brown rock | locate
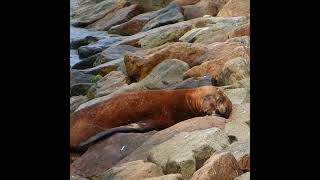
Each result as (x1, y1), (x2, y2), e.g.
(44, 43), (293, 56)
(92, 160), (164, 180)
(217, 0), (250, 17)
(110, 16), (213, 47)
(109, 3), (184, 35)
(228, 23), (250, 39)
(124, 42), (208, 80)
(219, 140), (250, 171)
(226, 36), (250, 47)
(71, 0), (127, 27)
(87, 4), (144, 31)
(183, 0), (229, 20)
(190, 152), (242, 180)
(145, 174), (183, 180)
(218, 57), (250, 86)
(70, 131), (156, 178)
(172, 0), (200, 6)
(118, 116), (231, 164)
(183, 42), (250, 80)
(166, 75), (215, 90)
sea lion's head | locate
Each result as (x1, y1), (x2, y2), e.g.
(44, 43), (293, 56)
(194, 86), (232, 118)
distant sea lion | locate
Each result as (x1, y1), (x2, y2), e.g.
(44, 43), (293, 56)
(70, 86), (232, 152)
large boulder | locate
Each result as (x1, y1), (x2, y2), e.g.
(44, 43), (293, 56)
(70, 83), (94, 96)
(217, 0), (250, 17)
(70, 131), (157, 178)
(183, 42), (250, 80)
(87, 71), (130, 99)
(183, 0), (229, 20)
(124, 42), (208, 80)
(92, 160), (164, 180)
(224, 121), (250, 142)
(118, 116), (230, 165)
(108, 3), (185, 35)
(78, 36), (124, 58)
(179, 16), (249, 44)
(87, 4), (144, 31)
(76, 59), (189, 110)
(217, 57), (250, 86)
(166, 75), (216, 89)
(78, 58), (124, 76)
(70, 69), (93, 87)
(147, 128), (230, 179)
(190, 152), (242, 180)
(221, 140), (250, 171)
(71, 0), (127, 27)
(94, 45), (140, 66)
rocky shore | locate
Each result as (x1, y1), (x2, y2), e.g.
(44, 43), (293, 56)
(70, 0), (250, 179)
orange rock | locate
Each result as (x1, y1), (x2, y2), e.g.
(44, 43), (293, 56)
(218, 0), (250, 17)
(190, 152), (242, 180)
(183, 0), (229, 20)
(183, 42), (250, 80)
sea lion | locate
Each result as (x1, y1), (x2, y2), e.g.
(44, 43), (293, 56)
(70, 86), (232, 152)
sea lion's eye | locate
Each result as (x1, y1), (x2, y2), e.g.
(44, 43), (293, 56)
(204, 95), (213, 101)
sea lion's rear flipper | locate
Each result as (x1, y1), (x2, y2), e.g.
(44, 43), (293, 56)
(78, 119), (157, 149)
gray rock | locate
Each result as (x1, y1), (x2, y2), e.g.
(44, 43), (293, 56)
(92, 160), (164, 180)
(70, 96), (88, 113)
(224, 121), (250, 142)
(235, 172), (250, 180)
(147, 128), (230, 179)
(70, 83), (94, 96)
(218, 57), (250, 86)
(94, 45), (140, 66)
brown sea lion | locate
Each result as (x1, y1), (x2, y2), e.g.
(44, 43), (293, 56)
(70, 86), (232, 152)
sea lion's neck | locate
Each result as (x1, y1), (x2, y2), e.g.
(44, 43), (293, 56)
(185, 90), (202, 115)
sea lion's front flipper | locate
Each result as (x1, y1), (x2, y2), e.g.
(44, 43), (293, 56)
(78, 119), (157, 149)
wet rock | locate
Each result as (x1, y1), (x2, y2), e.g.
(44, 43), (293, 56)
(70, 131), (156, 178)
(118, 116), (230, 165)
(217, 0), (250, 17)
(78, 58), (123, 76)
(71, 49), (81, 67)
(70, 96), (89, 113)
(147, 128), (230, 179)
(70, 83), (94, 96)
(76, 59), (189, 110)
(71, 54), (99, 70)
(94, 45), (140, 66)
(70, 69), (93, 87)
(78, 36), (124, 58)
(88, 4), (143, 31)
(92, 160), (164, 180)
(70, 26), (108, 49)
(190, 152), (242, 180)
